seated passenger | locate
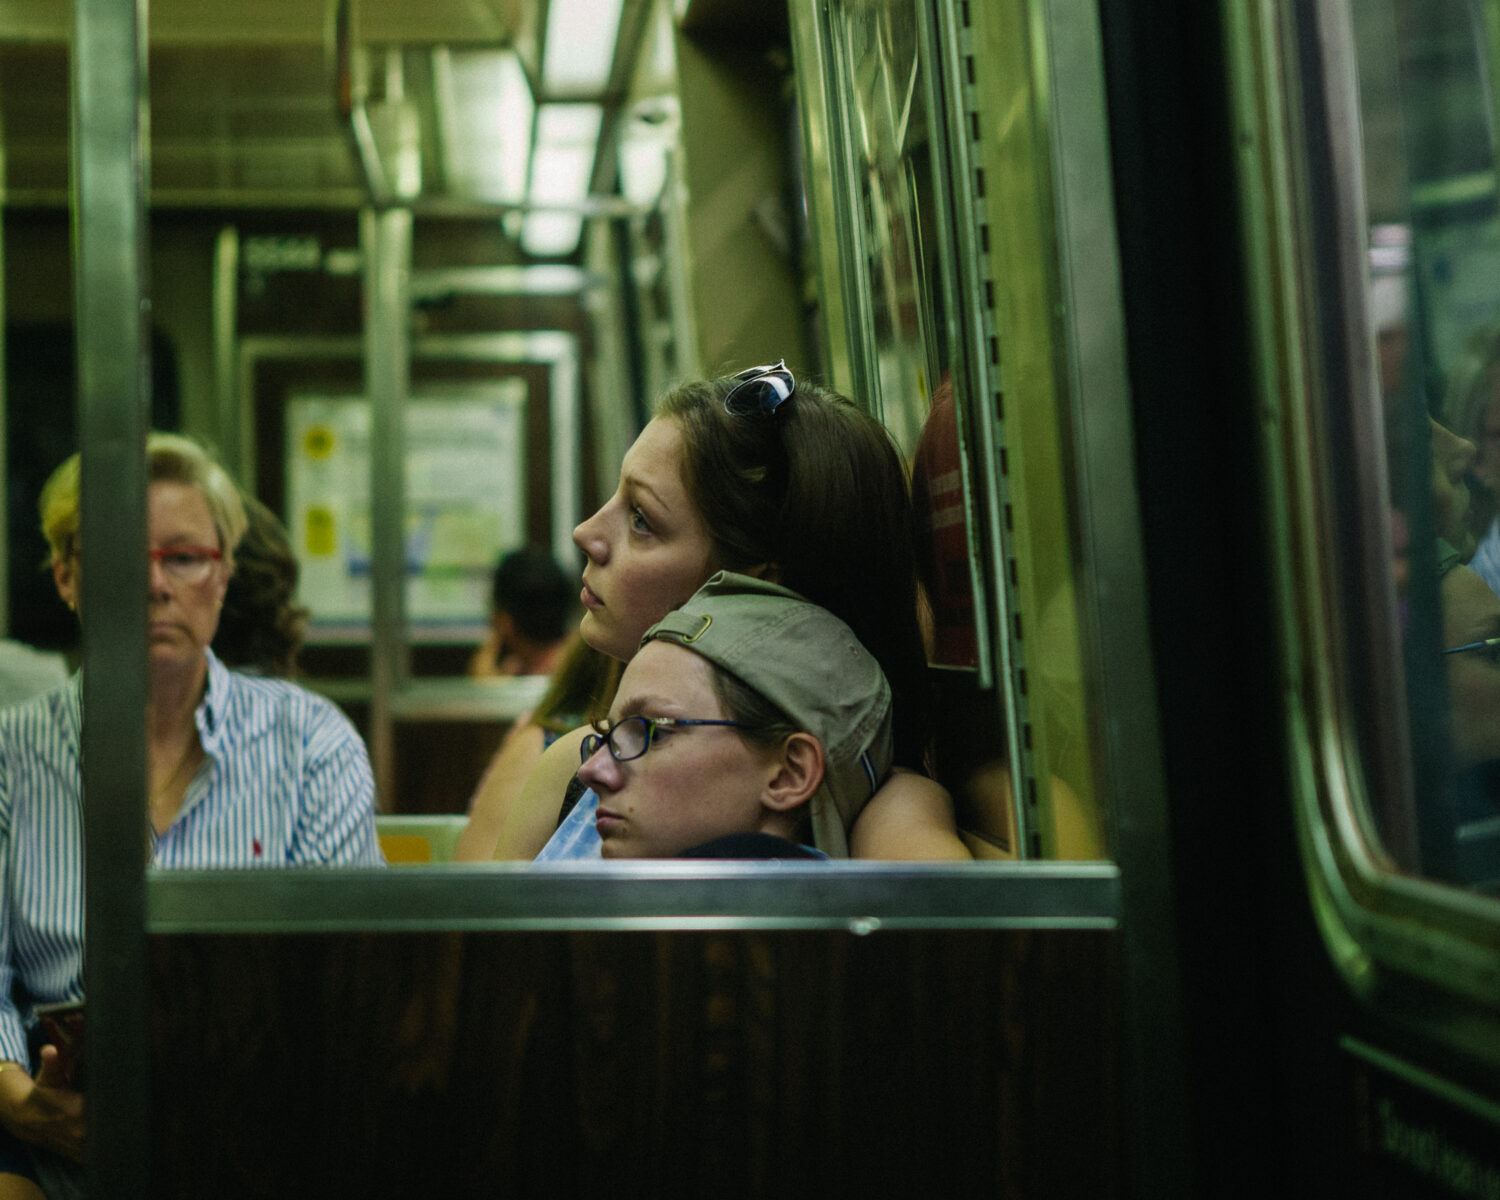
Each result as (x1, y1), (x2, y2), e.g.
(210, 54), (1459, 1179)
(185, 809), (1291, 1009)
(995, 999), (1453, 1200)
(467, 547), (576, 679)
(573, 572), (891, 859)
(0, 434), (382, 1197)
(482, 361), (968, 861)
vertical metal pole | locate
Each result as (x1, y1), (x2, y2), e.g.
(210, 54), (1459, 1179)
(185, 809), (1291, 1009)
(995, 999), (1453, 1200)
(363, 207), (411, 811)
(212, 226), (242, 479)
(73, 0), (150, 1193)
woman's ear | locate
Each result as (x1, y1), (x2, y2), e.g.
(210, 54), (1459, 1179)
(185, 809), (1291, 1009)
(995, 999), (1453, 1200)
(762, 732), (825, 812)
(52, 556), (78, 613)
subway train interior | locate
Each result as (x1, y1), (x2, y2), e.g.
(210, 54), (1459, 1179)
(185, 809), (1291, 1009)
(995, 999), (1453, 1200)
(1, 0), (1499, 1194)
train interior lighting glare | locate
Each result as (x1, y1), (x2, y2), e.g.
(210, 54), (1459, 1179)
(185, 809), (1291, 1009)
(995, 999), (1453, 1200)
(522, 103), (603, 256)
(541, 0), (627, 95)
(618, 98), (678, 206)
(438, 48), (535, 203)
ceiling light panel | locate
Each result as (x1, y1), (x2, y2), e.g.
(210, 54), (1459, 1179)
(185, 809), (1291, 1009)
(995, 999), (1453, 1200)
(521, 103), (602, 256)
(441, 48), (534, 202)
(540, 0), (626, 95)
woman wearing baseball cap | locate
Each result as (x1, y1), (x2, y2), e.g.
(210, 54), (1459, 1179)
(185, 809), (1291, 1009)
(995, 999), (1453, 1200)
(577, 573), (891, 859)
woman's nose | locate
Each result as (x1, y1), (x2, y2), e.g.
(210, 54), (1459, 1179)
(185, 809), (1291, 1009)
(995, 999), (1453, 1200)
(147, 556), (173, 593)
(573, 505), (609, 562)
(577, 743), (620, 792)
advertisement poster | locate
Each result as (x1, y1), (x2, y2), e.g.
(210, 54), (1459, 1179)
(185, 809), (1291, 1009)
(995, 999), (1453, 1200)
(285, 383), (527, 639)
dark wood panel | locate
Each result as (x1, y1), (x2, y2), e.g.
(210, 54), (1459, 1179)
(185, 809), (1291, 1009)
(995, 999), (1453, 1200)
(148, 929), (1120, 1198)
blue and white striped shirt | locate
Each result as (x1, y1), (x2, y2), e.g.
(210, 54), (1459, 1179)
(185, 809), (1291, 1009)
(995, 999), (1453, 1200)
(0, 649), (383, 1063)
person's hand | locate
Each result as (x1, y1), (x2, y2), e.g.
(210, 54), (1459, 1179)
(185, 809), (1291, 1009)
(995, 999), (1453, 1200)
(0, 1046), (85, 1162)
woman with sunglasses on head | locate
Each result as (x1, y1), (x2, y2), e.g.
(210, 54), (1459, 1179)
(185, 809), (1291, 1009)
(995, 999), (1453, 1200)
(467, 360), (970, 862)
(0, 433), (382, 1199)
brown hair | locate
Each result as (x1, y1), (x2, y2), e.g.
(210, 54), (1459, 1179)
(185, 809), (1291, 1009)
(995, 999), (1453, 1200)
(656, 374), (930, 767)
(531, 634), (621, 736)
(212, 494), (308, 677)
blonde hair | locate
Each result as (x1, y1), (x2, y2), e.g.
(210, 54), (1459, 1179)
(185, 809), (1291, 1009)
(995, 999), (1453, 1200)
(39, 432), (248, 568)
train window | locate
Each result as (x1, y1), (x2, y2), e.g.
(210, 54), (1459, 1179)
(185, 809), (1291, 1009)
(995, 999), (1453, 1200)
(1238, 0), (1500, 988)
(1349, 0), (1500, 894)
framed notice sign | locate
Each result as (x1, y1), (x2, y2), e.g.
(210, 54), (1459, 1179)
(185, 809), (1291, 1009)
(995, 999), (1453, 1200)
(285, 381), (527, 639)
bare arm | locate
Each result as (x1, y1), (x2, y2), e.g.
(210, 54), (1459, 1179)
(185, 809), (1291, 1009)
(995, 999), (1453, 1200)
(453, 720), (547, 862)
(848, 768), (973, 861)
(488, 725), (592, 861)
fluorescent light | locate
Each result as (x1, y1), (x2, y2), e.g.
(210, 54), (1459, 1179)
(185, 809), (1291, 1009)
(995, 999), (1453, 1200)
(522, 213), (587, 256)
(541, 0), (626, 95)
(535, 103), (604, 146)
(522, 103), (602, 257)
(441, 49), (535, 203)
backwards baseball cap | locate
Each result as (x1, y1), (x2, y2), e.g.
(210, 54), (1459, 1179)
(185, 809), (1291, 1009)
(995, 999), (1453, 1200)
(641, 571), (892, 857)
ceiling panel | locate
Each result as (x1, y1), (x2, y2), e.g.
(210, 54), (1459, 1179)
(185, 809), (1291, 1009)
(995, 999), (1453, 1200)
(0, 0), (528, 45)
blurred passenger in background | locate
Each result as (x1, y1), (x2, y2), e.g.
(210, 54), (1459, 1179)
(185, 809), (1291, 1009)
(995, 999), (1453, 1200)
(1430, 416), (1479, 569)
(0, 640), (67, 713)
(467, 547), (576, 680)
(1443, 321), (1500, 594)
(212, 493), (308, 678)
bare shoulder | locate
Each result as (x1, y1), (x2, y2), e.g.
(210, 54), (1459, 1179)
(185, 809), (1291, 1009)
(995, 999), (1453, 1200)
(490, 725), (591, 860)
(849, 768), (973, 861)
(453, 720), (547, 862)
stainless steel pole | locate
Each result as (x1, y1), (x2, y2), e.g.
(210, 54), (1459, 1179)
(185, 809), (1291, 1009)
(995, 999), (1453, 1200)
(73, 0), (151, 1192)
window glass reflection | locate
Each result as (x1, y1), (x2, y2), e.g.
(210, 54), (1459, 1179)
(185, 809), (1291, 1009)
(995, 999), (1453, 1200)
(1354, 0), (1500, 890)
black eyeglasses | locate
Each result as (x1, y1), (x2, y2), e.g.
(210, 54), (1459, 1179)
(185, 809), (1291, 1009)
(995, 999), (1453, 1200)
(723, 359), (795, 416)
(580, 715), (747, 764)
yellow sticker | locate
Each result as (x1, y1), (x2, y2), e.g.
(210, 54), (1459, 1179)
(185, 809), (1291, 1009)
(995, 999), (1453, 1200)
(304, 507), (336, 556)
(303, 425), (335, 459)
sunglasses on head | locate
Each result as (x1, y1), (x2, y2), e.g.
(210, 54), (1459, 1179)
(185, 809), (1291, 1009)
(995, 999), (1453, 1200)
(723, 359), (795, 416)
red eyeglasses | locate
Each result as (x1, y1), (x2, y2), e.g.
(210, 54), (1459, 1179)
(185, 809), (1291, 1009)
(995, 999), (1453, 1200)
(148, 545), (222, 584)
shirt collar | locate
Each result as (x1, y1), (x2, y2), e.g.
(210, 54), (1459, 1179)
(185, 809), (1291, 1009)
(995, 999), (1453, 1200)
(197, 647), (231, 750)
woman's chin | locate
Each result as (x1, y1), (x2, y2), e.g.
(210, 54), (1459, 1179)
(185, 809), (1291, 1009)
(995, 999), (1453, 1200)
(578, 613), (631, 663)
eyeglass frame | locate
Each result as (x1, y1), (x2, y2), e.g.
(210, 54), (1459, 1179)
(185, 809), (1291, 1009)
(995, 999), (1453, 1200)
(723, 359), (795, 416)
(579, 714), (748, 765)
(147, 544), (224, 584)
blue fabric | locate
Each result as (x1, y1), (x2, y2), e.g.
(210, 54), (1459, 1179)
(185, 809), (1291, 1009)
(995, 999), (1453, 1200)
(0, 649), (383, 1064)
(534, 787), (603, 861)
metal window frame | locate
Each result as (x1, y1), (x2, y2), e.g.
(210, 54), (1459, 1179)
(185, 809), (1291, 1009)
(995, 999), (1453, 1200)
(146, 862), (1122, 934)
(1227, 0), (1500, 1048)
